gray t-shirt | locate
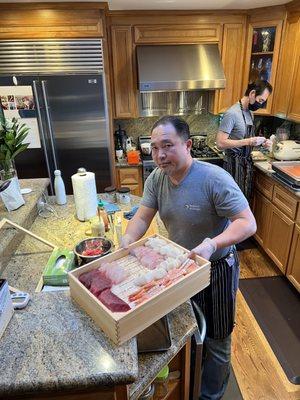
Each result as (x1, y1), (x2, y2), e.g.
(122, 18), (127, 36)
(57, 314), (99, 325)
(140, 160), (249, 261)
(219, 102), (253, 140)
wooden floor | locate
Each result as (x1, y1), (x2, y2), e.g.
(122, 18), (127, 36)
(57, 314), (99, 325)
(232, 242), (300, 400)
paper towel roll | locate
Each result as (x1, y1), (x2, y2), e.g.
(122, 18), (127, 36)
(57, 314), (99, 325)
(71, 168), (98, 221)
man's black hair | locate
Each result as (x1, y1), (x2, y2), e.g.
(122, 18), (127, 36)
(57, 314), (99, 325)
(245, 80), (273, 96)
(151, 116), (190, 141)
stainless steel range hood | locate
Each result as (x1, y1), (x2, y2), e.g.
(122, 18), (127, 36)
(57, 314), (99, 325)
(137, 44), (226, 92)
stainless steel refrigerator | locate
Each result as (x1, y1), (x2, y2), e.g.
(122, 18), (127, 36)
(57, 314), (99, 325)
(0, 39), (113, 194)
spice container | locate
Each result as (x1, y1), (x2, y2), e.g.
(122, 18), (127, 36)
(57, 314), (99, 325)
(139, 384), (155, 399)
(154, 365), (169, 398)
(117, 187), (131, 210)
(104, 186), (117, 203)
(98, 200), (109, 232)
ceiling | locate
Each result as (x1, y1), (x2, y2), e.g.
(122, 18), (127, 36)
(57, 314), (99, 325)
(0, 0), (290, 10)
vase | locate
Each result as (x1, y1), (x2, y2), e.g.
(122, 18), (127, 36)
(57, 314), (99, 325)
(0, 159), (18, 182)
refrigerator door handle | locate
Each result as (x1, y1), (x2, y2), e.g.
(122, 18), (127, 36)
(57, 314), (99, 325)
(32, 80), (54, 195)
(41, 80), (58, 171)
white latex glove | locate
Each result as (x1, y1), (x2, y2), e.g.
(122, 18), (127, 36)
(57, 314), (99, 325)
(262, 139), (272, 149)
(119, 233), (135, 249)
(188, 238), (217, 261)
(249, 136), (267, 146)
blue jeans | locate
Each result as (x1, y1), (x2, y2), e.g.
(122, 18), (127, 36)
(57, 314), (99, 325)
(200, 335), (232, 400)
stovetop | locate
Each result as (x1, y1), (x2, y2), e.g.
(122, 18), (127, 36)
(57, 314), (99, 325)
(191, 147), (221, 159)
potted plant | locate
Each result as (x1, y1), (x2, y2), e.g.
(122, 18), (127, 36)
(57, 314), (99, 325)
(0, 117), (30, 181)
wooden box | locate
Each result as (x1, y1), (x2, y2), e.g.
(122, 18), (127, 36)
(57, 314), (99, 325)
(68, 234), (210, 345)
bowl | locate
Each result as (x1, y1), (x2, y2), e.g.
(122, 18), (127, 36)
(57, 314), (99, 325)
(74, 237), (113, 264)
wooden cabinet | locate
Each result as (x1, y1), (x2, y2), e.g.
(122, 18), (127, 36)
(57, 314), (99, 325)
(287, 224), (300, 292)
(0, 4), (104, 39)
(272, 16), (300, 118)
(264, 204), (294, 274)
(272, 184), (298, 220)
(253, 168), (300, 289)
(110, 26), (137, 118)
(254, 171), (274, 200)
(116, 166), (143, 196)
(134, 24), (221, 43)
(252, 189), (271, 247)
(287, 22), (300, 122)
(214, 23), (246, 113)
(272, 1), (300, 122)
(243, 20), (283, 115)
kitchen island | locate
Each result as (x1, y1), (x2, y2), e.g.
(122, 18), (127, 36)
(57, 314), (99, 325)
(0, 192), (197, 400)
(0, 178), (49, 275)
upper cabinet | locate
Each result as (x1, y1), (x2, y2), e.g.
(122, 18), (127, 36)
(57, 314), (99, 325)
(213, 22), (246, 113)
(273, 4), (300, 122)
(110, 26), (138, 118)
(243, 19), (283, 115)
(134, 24), (221, 43)
(0, 4), (105, 39)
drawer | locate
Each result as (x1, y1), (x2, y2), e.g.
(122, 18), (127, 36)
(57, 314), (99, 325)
(273, 184), (298, 220)
(254, 172), (274, 200)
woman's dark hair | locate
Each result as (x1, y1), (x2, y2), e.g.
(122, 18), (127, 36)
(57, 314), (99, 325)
(245, 80), (273, 96)
(151, 116), (190, 141)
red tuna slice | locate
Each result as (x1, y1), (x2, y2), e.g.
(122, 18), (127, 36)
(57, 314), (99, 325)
(79, 269), (102, 289)
(90, 274), (112, 297)
(99, 289), (131, 312)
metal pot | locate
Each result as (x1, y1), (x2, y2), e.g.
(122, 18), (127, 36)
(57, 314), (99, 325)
(74, 237), (113, 264)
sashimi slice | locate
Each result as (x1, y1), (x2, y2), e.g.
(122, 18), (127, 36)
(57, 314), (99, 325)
(98, 289), (131, 312)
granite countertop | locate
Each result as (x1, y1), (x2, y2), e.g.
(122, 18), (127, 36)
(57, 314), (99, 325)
(0, 178), (49, 275)
(0, 194), (197, 398)
(254, 161), (300, 198)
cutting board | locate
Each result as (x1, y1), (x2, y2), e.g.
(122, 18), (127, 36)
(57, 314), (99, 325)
(113, 211), (158, 246)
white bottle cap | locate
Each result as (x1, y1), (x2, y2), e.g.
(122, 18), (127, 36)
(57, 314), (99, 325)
(54, 170), (61, 176)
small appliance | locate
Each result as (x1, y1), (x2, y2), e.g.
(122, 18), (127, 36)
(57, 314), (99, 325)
(273, 140), (300, 161)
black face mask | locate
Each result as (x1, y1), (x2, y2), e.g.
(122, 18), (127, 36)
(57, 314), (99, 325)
(249, 101), (266, 111)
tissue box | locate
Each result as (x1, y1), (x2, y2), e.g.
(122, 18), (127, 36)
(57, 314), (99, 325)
(0, 279), (14, 339)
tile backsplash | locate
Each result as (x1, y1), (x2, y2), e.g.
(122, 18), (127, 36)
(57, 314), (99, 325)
(114, 113), (220, 147)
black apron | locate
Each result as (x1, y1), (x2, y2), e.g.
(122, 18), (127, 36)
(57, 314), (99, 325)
(224, 101), (255, 201)
(192, 249), (240, 339)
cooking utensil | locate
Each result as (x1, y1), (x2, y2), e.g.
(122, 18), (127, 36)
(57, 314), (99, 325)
(74, 237), (113, 264)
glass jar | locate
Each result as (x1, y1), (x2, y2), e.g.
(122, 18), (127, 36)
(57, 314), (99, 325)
(117, 187), (131, 209)
(139, 384), (155, 400)
(154, 365), (169, 398)
(104, 186), (117, 203)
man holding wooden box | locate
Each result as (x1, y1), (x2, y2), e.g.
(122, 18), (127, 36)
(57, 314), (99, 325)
(121, 116), (256, 400)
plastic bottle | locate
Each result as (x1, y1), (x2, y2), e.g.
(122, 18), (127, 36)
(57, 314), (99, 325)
(98, 200), (109, 232)
(54, 170), (67, 205)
